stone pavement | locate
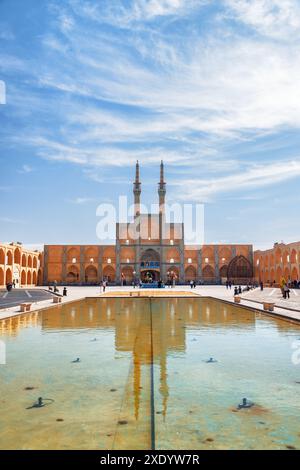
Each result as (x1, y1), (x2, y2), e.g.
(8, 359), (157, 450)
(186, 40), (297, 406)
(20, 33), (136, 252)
(0, 285), (299, 323)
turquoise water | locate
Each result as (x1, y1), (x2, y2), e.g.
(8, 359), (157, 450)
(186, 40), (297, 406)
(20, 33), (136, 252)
(0, 297), (300, 450)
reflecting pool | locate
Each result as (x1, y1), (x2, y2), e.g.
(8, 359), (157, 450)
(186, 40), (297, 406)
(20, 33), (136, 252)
(0, 298), (299, 450)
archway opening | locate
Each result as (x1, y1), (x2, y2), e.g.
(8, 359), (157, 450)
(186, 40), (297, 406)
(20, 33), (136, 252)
(85, 265), (98, 284)
(0, 249), (5, 265)
(227, 256), (253, 283)
(202, 265), (215, 284)
(22, 254), (26, 267)
(185, 265), (196, 282)
(14, 248), (21, 264)
(7, 251), (13, 266)
(121, 266), (134, 284)
(5, 268), (12, 285)
(219, 265), (228, 279)
(0, 267), (4, 286)
(141, 269), (160, 282)
(66, 265), (80, 284)
(103, 265), (116, 282)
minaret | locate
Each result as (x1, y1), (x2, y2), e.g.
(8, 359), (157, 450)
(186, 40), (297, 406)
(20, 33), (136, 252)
(158, 160), (166, 208)
(158, 160), (166, 241)
(133, 160), (141, 218)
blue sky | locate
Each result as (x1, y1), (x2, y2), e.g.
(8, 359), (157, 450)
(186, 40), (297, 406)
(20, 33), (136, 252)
(1, 0), (300, 249)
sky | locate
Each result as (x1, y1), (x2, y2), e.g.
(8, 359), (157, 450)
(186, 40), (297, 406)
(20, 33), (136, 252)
(1, 0), (300, 250)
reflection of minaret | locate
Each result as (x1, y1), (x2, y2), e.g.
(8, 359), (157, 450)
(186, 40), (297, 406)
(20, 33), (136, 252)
(133, 350), (141, 420)
(133, 160), (141, 218)
(159, 352), (169, 420)
(158, 160), (166, 241)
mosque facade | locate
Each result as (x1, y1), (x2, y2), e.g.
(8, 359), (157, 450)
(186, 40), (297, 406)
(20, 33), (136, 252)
(43, 162), (254, 286)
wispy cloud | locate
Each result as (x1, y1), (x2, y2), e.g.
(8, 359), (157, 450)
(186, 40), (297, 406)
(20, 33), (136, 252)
(175, 159), (300, 201)
(66, 197), (95, 205)
(0, 216), (25, 224)
(2, 0), (300, 210)
(17, 164), (34, 174)
(225, 0), (300, 40)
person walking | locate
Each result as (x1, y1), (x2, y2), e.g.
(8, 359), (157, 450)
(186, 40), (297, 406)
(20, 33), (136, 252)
(102, 279), (107, 293)
(260, 281), (263, 291)
(283, 284), (290, 299)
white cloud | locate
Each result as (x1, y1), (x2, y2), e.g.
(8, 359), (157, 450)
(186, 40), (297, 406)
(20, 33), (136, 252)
(175, 159), (300, 201)
(66, 197), (94, 204)
(18, 164), (34, 174)
(225, 0), (300, 40)
(69, 0), (207, 26)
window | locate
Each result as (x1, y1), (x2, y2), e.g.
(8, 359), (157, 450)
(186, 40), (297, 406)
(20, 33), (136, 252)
(72, 258), (76, 263)
(107, 258), (111, 264)
(205, 257), (209, 264)
(126, 240), (129, 245)
(256, 259), (259, 266)
(170, 240), (174, 245)
(170, 258), (174, 263)
(222, 257), (226, 262)
(188, 258), (192, 264)
(126, 258), (130, 263)
(90, 258), (94, 263)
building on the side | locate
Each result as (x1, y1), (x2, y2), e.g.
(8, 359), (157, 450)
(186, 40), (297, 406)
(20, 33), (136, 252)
(254, 241), (300, 285)
(43, 162), (254, 286)
(0, 242), (42, 287)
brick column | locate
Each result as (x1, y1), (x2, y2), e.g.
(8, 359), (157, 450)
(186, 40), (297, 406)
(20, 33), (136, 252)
(80, 246), (85, 284)
(214, 246), (220, 284)
(116, 225), (121, 285)
(43, 245), (49, 285)
(98, 246), (103, 283)
(62, 246), (67, 283)
(197, 248), (202, 281)
(179, 241), (185, 284)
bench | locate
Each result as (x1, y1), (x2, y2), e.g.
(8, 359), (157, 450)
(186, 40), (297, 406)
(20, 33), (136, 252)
(234, 296), (241, 303)
(53, 296), (62, 304)
(129, 292), (141, 297)
(20, 303), (32, 313)
(263, 302), (275, 312)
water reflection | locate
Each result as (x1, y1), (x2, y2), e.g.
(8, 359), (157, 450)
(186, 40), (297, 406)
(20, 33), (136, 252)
(1, 297), (298, 430)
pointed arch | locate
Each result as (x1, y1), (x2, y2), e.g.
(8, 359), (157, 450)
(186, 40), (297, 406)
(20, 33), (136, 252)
(185, 265), (196, 282)
(14, 247), (21, 264)
(103, 265), (115, 282)
(227, 255), (253, 282)
(85, 265), (98, 284)
(0, 248), (5, 265)
(66, 265), (79, 284)
(202, 265), (215, 283)
(219, 265), (228, 279)
(121, 266), (134, 283)
(5, 268), (12, 284)
(21, 270), (26, 285)
(7, 251), (13, 265)
(0, 267), (4, 286)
